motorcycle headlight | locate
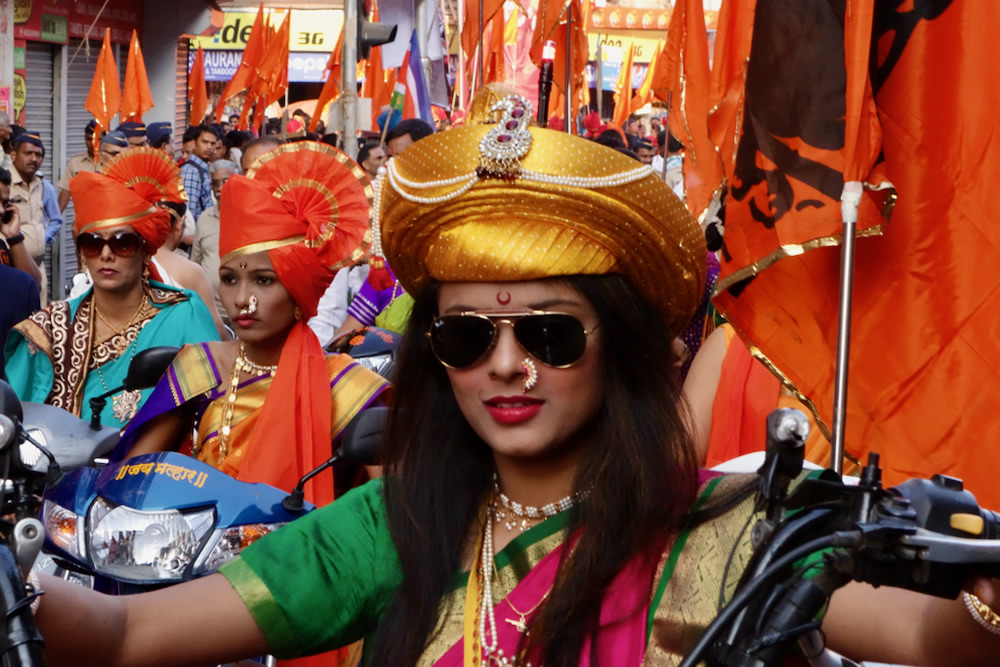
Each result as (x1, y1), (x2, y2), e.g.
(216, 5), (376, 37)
(88, 497), (215, 582)
(43, 499), (84, 559)
(196, 523), (285, 574)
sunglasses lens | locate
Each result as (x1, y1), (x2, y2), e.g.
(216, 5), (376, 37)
(109, 233), (142, 256)
(77, 233), (104, 258)
(514, 314), (588, 367)
(429, 316), (496, 368)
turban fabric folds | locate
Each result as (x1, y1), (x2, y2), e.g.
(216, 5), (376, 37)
(69, 171), (172, 256)
(218, 141), (373, 505)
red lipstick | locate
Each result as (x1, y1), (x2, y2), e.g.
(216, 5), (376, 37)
(233, 315), (257, 328)
(483, 396), (544, 425)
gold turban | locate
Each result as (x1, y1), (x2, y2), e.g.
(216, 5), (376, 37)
(377, 94), (706, 337)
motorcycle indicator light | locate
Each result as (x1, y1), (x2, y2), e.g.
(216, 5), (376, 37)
(42, 499), (83, 559)
(87, 497), (216, 582)
(197, 523), (286, 574)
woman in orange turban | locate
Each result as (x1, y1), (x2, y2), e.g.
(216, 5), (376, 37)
(114, 141), (389, 512)
(4, 163), (220, 428)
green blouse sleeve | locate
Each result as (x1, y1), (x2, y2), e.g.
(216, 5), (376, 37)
(219, 479), (402, 658)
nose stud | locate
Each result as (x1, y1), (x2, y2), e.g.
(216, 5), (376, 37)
(240, 294), (258, 315)
(521, 358), (537, 393)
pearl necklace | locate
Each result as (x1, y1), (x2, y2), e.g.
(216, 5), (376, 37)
(492, 473), (586, 532)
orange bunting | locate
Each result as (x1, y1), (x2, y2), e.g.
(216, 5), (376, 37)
(84, 29), (121, 154)
(188, 46), (208, 126)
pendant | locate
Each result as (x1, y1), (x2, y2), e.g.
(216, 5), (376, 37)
(113, 335), (127, 357)
(504, 616), (528, 634)
(112, 389), (142, 423)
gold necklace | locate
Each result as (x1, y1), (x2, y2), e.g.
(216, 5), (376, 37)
(214, 344), (276, 463)
(89, 297), (145, 423)
(492, 554), (552, 635)
(94, 296), (148, 357)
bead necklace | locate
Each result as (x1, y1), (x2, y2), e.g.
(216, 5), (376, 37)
(492, 473), (586, 532)
(214, 343), (276, 463)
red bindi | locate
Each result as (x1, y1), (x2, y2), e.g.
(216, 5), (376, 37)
(496, 291), (511, 305)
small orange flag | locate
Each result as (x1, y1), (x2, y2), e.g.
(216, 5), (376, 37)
(188, 45), (208, 126)
(310, 28), (344, 133)
(216, 3), (267, 124)
(611, 42), (636, 131)
(631, 40), (663, 113)
(121, 30), (153, 123)
(258, 13), (290, 108)
(85, 29), (121, 154)
(531, 0), (588, 104)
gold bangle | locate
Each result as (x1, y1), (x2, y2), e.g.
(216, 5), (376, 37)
(963, 592), (1000, 636)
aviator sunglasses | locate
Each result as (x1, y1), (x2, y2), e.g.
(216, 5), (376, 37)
(427, 311), (600, 369)
(77, 232), (145, 258)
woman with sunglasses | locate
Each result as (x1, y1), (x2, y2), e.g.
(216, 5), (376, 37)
(2, 167), (220, 429)
(111, 142), (389, 512)
(34, 95), (1000, 666)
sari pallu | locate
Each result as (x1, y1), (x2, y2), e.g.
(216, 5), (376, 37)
(3, 282), (220, 429)
(114, 342), (390, 495)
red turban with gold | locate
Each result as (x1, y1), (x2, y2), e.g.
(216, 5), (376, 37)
(69, 171), (173, 255)
(218, 142), (373, 505)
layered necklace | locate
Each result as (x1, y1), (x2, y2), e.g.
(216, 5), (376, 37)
(477, 477), (587, 666)
(215, 343), (277, 464)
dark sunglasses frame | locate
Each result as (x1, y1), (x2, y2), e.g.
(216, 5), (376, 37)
(76, 231), (146, 258)
(426, 310), (600, 370)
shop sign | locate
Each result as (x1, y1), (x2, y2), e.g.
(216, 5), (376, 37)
(588, 34), (660, 63)
(191, 10), (344, 53)
(14, 0), (70, 44)
(189, 50), (331, 84)
(68, 1), (142, 45)
(12, 39), (27, 125)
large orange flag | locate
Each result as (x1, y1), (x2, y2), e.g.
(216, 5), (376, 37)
(610, 42), (635, 132)
(310, 28), (344, 133)
(659, 0), (722, 220)
(216, 3), (267, 124)
(712, 1), (1000, 507)
(462, 0), (504, 65)
(188, 46), (208, 126)
(84, 29), (121, 154)
(121, 30), (153, 123)
(706, 0), (755, 186)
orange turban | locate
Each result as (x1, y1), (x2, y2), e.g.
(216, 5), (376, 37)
(69, 170), (172, 255)
(218, 141), (373, 506)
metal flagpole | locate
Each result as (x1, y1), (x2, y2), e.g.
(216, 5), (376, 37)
(830, 182), (863, 475)
(661, 91), (671, 180)
(564, 2), (572, 132)
(477, 0), (484, 92)
(342, 0), (359, 159)
(596, 38), (603, 120)
(458, 0), (466, 109)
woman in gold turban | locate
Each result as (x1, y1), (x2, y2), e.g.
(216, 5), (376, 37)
(3, 156), (219, 428)
(35, 96), (1000, 666)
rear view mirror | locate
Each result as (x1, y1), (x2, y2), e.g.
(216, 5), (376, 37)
(123, 347), (181, 392)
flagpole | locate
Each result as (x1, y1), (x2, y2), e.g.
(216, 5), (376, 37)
(343, 0), (359, 158)
(458, 0), (466, 110)
(596, 38), (603, 120)
(477, 0), (484, 92)
(831, 182), (862, 475)
(564, 2), (572, 132)
(661, 91), (671, 181)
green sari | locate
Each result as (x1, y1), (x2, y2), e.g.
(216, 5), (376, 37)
(3, 281), (220, 429)
(220, 473), (758, 665)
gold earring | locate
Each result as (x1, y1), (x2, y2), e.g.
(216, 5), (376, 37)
(294, 306), (302, 321)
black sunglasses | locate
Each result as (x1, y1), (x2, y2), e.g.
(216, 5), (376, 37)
(77, 232), (145, 258)
(427, 311), (599, 369)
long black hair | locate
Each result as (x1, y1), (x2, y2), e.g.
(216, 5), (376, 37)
(370, 273), (700, 666)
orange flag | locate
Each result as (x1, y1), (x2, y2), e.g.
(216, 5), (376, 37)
(216, 3), (267, 124)
(84, 29), (121, 154)
(611, 42), (636, 131)
(188, 45), (208, 126)
(709, 0), (1000, 509)
(531, 0), (588, 104)
(238, 13), (275, 131)
(631, 40), (663, 112)
(310, 28), (344, 133)
(706, 0), (755, 185)
(121, 30), (153, 123)
(483, 11), (506, 85)
(462, 0), (504, 63)
(259, 13), (290, 107)
(660, 0), (721, 219)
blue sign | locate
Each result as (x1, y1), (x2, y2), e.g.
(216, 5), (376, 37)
(189, 51), (329, 83)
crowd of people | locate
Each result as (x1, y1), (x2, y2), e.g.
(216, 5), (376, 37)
(0, 85), (997, 667)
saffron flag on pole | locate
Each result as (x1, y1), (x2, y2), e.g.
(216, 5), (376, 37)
(610, 41), (635, 132)
(310, 28), (343, 133)
(712, 0), (1000, 506)
(121, 30), (153, 123)
(630, 40), (662, 113)
(84, 29), (121, 155)
(216, 3), (267, 124)
(188, 45), (208, 126)
(530, 0), (588, 107)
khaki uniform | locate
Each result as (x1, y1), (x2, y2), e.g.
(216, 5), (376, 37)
(10, 168), (47, 305)
(58, 152), (98, 191)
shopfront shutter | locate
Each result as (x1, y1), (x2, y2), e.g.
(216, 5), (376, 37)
(176, 38), (190, 150)
(23, 42), (57, 299)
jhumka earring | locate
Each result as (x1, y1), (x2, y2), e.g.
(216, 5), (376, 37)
(521, 358), (538, 393)
(241, 294), (258, 315)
